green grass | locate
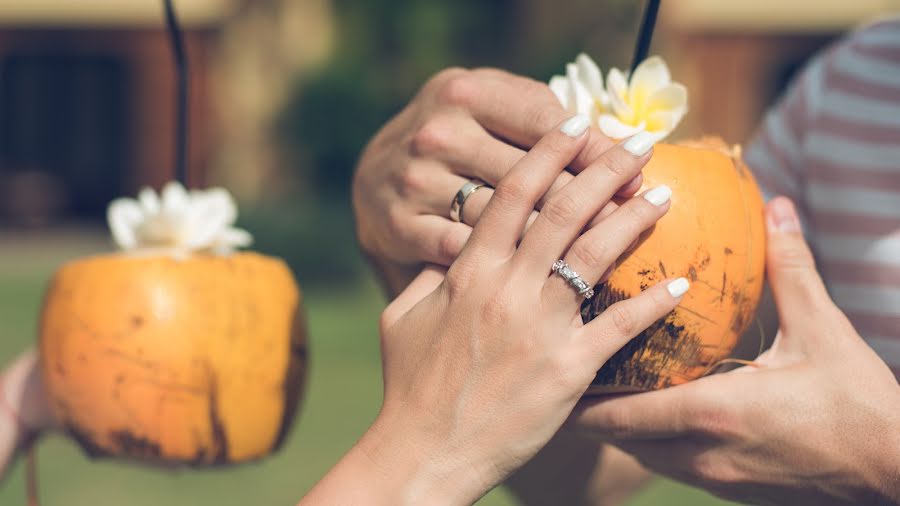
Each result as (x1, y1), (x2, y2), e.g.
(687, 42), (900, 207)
(0, 258), (736, 505)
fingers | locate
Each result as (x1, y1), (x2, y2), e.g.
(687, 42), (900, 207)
(398, 159), (470, 215)
(402, 215), (472, 266)
(464, 114), (591, 257)
(576, 277), (689, 370)
(765, 197), (832, 327)
(453, 69), (619, 173)
(568, 372), (737, 441)
(543, 187), (671, 308)
(515, 133), (656, 270)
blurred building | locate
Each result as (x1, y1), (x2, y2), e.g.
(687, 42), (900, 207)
(0, 0), (334, 226)
(658, 0), (900, 144)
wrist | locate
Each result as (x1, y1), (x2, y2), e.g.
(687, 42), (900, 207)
(862, 405), (900, 503)
(352, 409), (497, 504)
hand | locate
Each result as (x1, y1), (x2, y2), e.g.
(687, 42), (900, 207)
(571, 198), (900, 506)
(352, 67), (641, 294)
(1, 348), (57, 479)
(303, 116), (686, 504)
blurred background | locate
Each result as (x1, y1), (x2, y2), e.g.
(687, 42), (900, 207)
(0, 0), (896, 504)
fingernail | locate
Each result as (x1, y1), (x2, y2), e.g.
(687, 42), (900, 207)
(642, 185), (672, 206)
(768, 198), (802, 233)
(560, 114), (591, 137)
(623, 131), (656, 156)
(667, 277), (690, 298)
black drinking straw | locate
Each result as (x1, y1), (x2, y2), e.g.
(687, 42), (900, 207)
(164, 0), (189, 186)
(630, 0), (662, 75)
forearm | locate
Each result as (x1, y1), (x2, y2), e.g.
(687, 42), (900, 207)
(860, 403), (900, 505)
(300, 413), (494, 505)
(506, 432), (651, 506)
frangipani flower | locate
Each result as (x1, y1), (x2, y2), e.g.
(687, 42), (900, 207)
(549, 54), (687, 142)
(107, 181), (252, 256)
(549, 53), (608, 123)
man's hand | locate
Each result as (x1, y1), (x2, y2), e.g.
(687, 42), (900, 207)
(571, 197), (900, 506)
(352, 67), (640, 296)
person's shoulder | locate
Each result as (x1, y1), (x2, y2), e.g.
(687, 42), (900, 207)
(841, 15), (900, 53)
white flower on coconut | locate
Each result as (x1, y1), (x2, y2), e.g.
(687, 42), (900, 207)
(107, 181), (252, 257)
(549, 54), (688, 143)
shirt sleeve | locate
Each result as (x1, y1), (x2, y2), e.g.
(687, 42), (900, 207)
(742, 54), (826, 204)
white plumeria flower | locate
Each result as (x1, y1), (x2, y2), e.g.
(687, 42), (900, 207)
(549, 54), (687, 143)
(549, 53), (608, 124)
(107, 181), (252, 257)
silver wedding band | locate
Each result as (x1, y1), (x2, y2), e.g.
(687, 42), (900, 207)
(552, 260), (595, 300)
(450, 179), (489, 223)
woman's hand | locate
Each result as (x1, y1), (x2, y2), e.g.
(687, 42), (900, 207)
(304, 116), (688, 504)
(352, 68), (640, 295)
(0, 348), (57, 479)
(571, 198), (900, 506)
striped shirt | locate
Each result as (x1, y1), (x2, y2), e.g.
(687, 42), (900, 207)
(743, 17), (900, 376)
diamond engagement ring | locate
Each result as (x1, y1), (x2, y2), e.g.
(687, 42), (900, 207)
(450, 179), (488, 223)
(552, 260), (595, 300)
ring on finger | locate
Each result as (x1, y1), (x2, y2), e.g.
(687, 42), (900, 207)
(551, 259), (595, 300)
(450, 179), (490, 223)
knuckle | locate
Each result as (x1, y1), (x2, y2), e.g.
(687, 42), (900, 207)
(432, 67), (469, 85)
(602, 405), (638, 438)
(771, 242), (814, 272)
(549, 354), (586, 393)
(570, 239), (608, 271)
(691, 454), (742, 486)
(492, 180), (531, 206)
(438, 73), (479, 107)
(398, 165), (428, 197)
(481, 289), (514, 324)
(445, 256), (477, 296)
(436, 227), (466, 264)
(608, 303), (636, 336)
(604, 150), (641, 179)
(411, 117), (456, 156)
(527, 104), (564, 134)
(542, 192), (581, 228)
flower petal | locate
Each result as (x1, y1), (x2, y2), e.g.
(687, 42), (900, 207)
(648, 83), (687, 111)
(549, 75), (571, 110)
(606, 68), (634, 121)
(575, 53), (604, 98)
(161, 181), (190, 218)
(646, 106), (687, 135)
(137, 187), (160, 215)
(598, 114), (645, 140)
(630, 56), (671, 95)
(566, 63), (595, 116)
(212, 227), (253, 255)
(107, 199), (144, 250)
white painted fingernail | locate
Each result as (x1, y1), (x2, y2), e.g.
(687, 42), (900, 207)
(643, 185), (672, 206)
(560, 114), (591, 137)
(622, 131), (656, 156)
(667, 277), (690, 298)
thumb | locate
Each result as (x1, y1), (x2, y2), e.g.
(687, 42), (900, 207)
(765, 197), (831, 329)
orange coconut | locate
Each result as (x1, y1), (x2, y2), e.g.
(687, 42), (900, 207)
(582, 137), (766, 393)
(39, 251), (306, 465)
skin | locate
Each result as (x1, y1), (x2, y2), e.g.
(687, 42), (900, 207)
(352, 67), (659, 504)
(572, 198), (900, 506)
(353, 67), (641, 297)
(352, 65), (900, 504)
(303, 117), (686, 504)
(0, 349), (55, 480)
